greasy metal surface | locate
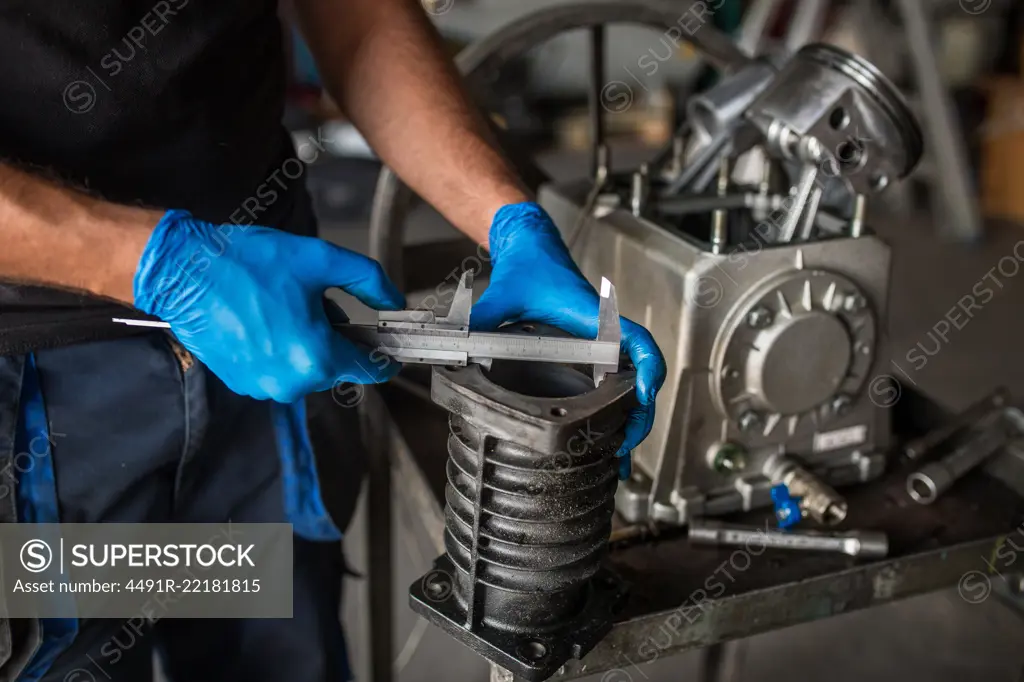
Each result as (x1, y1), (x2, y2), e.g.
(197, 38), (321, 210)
(557, 469), (1023, 681)
(383, 383), (1024, 681)
(410, 343), (637, 681)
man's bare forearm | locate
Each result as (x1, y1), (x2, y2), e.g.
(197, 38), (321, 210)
(294, 0), (530, 246)
(0, 163), (160, 304)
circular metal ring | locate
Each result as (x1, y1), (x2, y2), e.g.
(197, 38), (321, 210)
(710, 268), (876, 439)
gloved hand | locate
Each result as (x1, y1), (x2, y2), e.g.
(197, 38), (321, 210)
(133, 210), (404, 402)
(472, 202), (666, 479)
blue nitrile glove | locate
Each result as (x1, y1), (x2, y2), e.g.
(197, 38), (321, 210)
(133, 210), (404, 403)
(472, 202), (667, 480)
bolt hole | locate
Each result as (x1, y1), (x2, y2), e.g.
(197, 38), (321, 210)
(837, 139), (866, 171)
(381, 322), (388, 327)
(551, 407), (567, 417)
(522, 324), (536, 333)
(829, 107), (850, 131)
(518, 640), (548, 662)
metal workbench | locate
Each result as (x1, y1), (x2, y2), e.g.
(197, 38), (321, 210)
(364, 377), (1024, 682)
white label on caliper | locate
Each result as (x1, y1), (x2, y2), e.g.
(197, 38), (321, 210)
(813, 424), (867, 453)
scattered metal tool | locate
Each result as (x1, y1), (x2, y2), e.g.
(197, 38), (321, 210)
(688, 520), (888, 558)
(902, 387), (1009, 461)
(114, 272), (623, 386)
(906, 406), (1023, 505)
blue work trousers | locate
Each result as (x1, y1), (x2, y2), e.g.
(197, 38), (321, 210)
(0, 332), (352, 681)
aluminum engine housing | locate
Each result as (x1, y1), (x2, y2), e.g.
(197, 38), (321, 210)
(541, 182), (892, 524)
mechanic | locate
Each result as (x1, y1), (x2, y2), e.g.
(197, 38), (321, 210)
(0, 1), (666, 680)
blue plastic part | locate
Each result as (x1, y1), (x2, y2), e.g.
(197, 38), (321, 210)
(771, 483), (803, 529)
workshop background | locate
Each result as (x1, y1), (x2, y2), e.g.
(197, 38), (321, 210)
(281, 1), (1024, 681)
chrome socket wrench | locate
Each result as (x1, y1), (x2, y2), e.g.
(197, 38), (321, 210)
(902, 387), (1008, 461)
(906, 407), (1022, 505)
(688, 520), (888, 558)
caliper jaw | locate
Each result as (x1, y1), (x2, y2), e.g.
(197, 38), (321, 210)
(376, 271), (474, 366)
(593, 277), (621, 387)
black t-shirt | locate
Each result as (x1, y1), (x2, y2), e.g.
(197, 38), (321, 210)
(0, 0), (312, 353)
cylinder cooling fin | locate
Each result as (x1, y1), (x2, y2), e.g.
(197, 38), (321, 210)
(410, 338), (636, 681)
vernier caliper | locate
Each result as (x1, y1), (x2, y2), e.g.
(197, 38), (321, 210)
(113, 272), (623, 386)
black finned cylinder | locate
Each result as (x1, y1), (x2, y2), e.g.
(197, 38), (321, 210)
(410, 355), (635, 681)
(445, 411), (618, 632)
